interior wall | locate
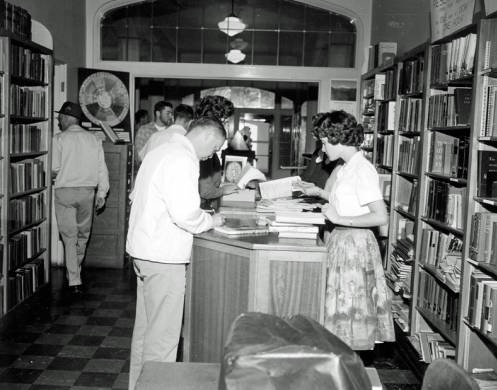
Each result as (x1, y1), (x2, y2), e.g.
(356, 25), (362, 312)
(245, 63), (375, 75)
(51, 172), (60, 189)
(371, 0), (431, 55)
(14, 0), (86, 103)
(371, 0), (484, 57)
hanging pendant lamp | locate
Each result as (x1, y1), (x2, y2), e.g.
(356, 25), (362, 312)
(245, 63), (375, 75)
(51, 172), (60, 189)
(218, 0), (246, 37)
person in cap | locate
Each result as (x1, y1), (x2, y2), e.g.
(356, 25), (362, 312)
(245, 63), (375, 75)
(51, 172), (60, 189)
(52, 101), (110, 295)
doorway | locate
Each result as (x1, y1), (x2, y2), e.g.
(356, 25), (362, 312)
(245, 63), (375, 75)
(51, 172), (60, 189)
(134, 78), (318, 179)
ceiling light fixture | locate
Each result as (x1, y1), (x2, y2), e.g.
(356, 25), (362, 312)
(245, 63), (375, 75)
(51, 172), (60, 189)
(225, 49), (246, 64)
(218, 0), (246, 37)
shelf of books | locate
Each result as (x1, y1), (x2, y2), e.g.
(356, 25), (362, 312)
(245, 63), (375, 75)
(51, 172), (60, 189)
(384, 44), (428, 347)
(459, 16), (497, 372)
(411, 24), (477, 367)
(0, 33), (53, 318)
(360, 58), (397, 268)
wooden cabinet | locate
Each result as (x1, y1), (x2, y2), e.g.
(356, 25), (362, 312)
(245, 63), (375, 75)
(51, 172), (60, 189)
(85, 142), (131, 269)
(183, 232), (327, 363)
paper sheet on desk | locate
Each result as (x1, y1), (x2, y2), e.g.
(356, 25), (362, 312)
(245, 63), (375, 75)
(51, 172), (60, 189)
(259, 176), (301, 199)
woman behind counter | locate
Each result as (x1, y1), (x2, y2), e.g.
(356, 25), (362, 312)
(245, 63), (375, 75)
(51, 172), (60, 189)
(297, 110), (395, 351)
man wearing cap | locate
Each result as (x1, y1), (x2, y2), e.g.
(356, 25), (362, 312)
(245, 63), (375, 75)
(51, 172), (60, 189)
(52, 101), (110, 295)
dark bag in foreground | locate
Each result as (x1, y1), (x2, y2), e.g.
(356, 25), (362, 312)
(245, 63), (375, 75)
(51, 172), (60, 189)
(219, 313), (371, 390)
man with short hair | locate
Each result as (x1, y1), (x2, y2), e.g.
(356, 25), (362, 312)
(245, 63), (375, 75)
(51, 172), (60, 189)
(138, 103), (194, 160)
(52, 101), (109, 295)
(126, 117), (226, 390)
(134, 101), (173, 165)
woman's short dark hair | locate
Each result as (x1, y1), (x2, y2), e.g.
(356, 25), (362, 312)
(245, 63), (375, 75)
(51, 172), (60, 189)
(195, 95), (234, 122)
(312, 110), (364, 147)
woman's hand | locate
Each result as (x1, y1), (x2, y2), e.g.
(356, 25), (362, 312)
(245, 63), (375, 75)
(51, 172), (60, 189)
(221, 183), (239, 195)
(294, 181), (323, 197)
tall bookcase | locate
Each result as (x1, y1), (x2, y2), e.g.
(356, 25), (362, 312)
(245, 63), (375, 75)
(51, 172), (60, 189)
(361, 21), (490, 375)
(360, 60), (397, 262)
(0, 33), (53, 318)
(384, 43), (428, 343)
(458, 16), (497, 372)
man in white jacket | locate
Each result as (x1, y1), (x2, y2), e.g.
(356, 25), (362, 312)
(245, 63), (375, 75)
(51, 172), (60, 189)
(126, 117), (225, 389)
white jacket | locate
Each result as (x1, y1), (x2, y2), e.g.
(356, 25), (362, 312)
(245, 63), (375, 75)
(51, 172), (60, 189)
(126, 133), (213, 263)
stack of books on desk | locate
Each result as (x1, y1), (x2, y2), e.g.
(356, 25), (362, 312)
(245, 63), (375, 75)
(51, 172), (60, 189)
(256, 198), (324, 213)
(269, 211), (325, 240)
(214, 218), (269, 236)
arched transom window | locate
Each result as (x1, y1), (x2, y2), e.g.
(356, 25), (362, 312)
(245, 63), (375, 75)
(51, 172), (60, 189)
(101, 0), (356, 67)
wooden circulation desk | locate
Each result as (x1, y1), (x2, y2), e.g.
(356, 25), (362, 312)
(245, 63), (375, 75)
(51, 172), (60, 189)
(183, 212), (328, 363)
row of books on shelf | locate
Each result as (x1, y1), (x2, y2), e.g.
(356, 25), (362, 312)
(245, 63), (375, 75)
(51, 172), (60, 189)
(362, 115), (375, 133)
(10, 85), (46, 118)
(419, 229), (463, 269)
(471, 369), (497, 390)
(376, 135), (394, 167)
(396, 177), (418, 215)
(467, 271), (497, 339)
(398, 97), (423, 133)
(425, 180), (465, 229)
(9, 124), (43, 154)
(377, 101), (395, 131)
(10, 44), (49, 83)
(10, 159), (45, 194)
(8, 225), (45, 271)
(416, 331), (455, 363)
(362, 133), (374, 149)
(361, 97), (375, 116)
(8, 192), (45, 230)
(6, 259), (44, 310)
(418, 270), (459, 331)
(478, 150), (497, 198)
(427, 88), (472, 128)
(481, 76), (497, 137)
(430, 33), (477, 85)
(367, 42), (397, 70)
(362, 78), (374, 98)
(482, 20), (497, 70)
(398, 56), (425, 95)
(377, 69), (397, 101)
(391, 301), (410, 332)
(0, 1), (32, 43)
(429, 132), (469, 179)
(386, 237), (414, 298)
(398, 138), (420, 175)
(469, 212), (497, 264)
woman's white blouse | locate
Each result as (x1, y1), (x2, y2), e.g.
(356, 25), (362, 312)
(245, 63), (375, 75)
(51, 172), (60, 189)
(329, 152), (383, 217)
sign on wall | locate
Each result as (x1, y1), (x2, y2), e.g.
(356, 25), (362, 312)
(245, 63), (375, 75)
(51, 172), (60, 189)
(430, 0), (475, 42)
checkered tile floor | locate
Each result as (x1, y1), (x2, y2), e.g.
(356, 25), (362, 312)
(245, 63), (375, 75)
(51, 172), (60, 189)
(0, 265), (420, 390)
(0, 267), (135, 389)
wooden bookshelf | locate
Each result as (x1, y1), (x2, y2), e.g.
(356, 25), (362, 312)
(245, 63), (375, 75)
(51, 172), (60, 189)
(0, 32), (53, 319)
(457, 16), (497, 372)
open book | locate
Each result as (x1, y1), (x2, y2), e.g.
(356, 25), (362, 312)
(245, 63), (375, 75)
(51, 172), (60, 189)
(236, 164), (266, 189)
(258, 176), (301, 199)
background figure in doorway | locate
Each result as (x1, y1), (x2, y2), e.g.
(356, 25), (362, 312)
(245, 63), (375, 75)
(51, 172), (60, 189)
(139, 104), (194, 161)
(300, 138), (337, 189)
(126, 117), (226, 390)
(298, 110), (394, 350)
(52, 102), (110, 295)
(195, 95), (239, 206)
(134, 101), (173, 168)
(134, 109), (149, 130)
